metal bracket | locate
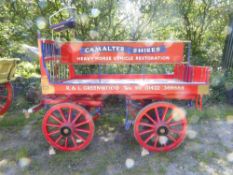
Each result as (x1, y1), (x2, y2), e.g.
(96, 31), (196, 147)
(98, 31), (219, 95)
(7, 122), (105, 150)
(124, 98), (134, 130)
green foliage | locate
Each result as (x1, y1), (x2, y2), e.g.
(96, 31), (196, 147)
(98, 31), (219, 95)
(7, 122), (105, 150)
(207, 70), (226, 103)
(224, 69), (233, 91)
(73, 64), (174, 74)
(205, 69), (233, 104)
(187, 103), (233, 121)
(0, 116), (27, 128)
(176, 0), (232, 66)
(0, 0), (232, 67)
(16, 61), (40, 78)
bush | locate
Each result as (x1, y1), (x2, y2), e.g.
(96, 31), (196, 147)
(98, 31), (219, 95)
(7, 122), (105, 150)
(16, 61), (40, 78)
(207, 69), (233, 104)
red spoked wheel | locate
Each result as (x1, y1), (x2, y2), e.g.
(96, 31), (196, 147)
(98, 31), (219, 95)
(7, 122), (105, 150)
(134, 102), (187, 152)
(0, 82), (13, 116)
(42, 103), (94, 151)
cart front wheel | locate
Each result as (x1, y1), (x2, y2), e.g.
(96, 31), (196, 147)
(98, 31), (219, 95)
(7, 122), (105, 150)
(134, 102), (187, 152)
(42, 103), (94, 151)
(0, 82), (13, 116)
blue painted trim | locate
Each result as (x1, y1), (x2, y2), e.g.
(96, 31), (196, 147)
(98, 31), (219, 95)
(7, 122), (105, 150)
(187, 42), (191, 65)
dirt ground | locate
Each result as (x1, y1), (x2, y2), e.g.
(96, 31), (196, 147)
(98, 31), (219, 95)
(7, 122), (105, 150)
(0, 92), (233, 175)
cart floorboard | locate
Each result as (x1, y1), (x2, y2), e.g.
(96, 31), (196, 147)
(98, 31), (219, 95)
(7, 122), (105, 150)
(63, 79), (206, 85)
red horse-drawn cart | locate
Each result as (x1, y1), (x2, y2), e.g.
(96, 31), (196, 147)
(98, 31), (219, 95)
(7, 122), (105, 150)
(32, 8), (211, 152)
(0, 59), (18, 116)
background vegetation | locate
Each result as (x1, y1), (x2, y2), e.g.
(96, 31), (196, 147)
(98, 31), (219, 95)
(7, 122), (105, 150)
(1, 2), (233, 174)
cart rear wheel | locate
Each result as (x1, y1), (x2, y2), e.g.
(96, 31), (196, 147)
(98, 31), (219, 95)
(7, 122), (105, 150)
(42, 103), (94, 151)
(134, 102), (187, 152)
(0, 82), (13, 116)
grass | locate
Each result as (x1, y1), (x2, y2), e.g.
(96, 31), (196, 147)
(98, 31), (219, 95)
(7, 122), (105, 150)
(48, 151), (88, 164)
(0, 84), (41, 129)
(0, 146), (30, 161)
(158, 166), (167, 175)
(0, 115), (27, 128)
(15, 147), (29, 160)
(206, 151), (219, 159)
(186, 103), (233, 122)
(120, 166), (155, 175)
(0, 149), (12, 159)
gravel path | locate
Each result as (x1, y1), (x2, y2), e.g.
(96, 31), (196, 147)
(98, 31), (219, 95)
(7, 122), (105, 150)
(0, 113), (233, 175)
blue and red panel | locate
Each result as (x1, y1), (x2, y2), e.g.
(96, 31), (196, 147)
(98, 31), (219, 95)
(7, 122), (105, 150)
(60, 41), (184, 64)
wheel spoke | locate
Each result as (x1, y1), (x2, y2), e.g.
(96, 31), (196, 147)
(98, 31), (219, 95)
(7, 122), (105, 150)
(58, 109), (67, 122)
(139, 122), (155, 128)
(48, 129), (60, 136)
(68, 107), (72, 123)
(50, 114), (62, 124)
(72, 113), (81, 124)
(139, 129), (154, 136)
(154, 136), (159, 147)
(55, 135), (63, 143)
(166, 115), (174, 124)
(154, 107), (160, 122)
(167, 134), (176, 142)
(75, 120), (89, 128)
(73, 132), (85, 142)
(168, 120), (185, 127)
(169, 128), (183, 135)
(144, 133), (155, 144)
(64, 137), (68, 147)
(161, 106), (168, 121)
(76, 128), (91, 134)
(144, 113), (156, 124)
(70, 135), (78, 146)
(46, 123), (60, 128)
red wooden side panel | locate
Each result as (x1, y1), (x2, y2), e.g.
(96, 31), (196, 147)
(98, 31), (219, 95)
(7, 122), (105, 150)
(60, 41), (184, 64)
(174, 64), (210, 83)
(192, 66), (210, 82)
(53, 84), (199, 96)
(174, 64), (185, 81)
(193, 66), (201, 82)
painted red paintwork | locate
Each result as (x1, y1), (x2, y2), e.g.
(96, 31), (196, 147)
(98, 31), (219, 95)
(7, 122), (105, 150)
(38, 39), (210, 152)
(38, 39), (210, 103)
(60, 41), (184, 64)
(134, 102), (187, 152)
(0, 82), (13, 116)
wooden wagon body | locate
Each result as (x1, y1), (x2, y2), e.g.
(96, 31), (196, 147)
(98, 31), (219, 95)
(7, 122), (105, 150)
(33, 38), (210, 152)
(0, 59), (18, 84)
(0, 58), (19, 116)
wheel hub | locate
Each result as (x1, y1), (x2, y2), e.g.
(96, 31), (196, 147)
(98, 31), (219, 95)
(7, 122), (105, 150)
(157, 126), (168, 136)
(60, 126), (72, 136)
